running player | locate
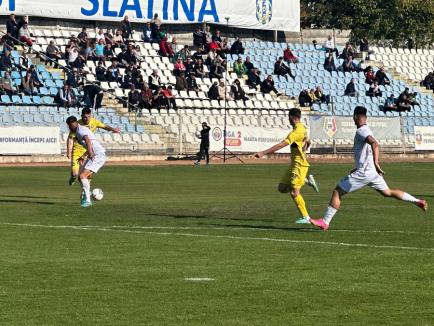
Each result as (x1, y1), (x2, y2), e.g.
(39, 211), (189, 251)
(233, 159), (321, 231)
(67, 108), (119, 186)
(254, 108), (319, 224)
(66, 116), (106, 208)
(310, 106), (428, 231)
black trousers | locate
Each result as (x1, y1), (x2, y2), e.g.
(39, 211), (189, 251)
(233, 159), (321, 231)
(198, 144), (209, 163)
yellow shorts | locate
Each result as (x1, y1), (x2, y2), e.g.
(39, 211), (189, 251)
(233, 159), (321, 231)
(280, 165), (309, 189)
(71, 149), (87, 175)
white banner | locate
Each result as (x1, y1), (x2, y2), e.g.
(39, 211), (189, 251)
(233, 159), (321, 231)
(0, 0), (300, 32)
(414, 126), (434, 151)
(210, 125), (299, 153)
(0, 126), (61, 154)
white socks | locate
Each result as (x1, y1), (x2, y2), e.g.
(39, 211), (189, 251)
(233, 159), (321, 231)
(323, 206), (338, 225)
(81, 179), (91, 202)
(402, 192), (419, 203)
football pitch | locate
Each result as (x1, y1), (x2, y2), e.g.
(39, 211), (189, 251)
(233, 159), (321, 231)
(0, 162), (433, 325)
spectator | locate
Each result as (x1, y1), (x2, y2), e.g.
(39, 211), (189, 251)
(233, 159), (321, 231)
(143, 22), (154, 43)
(82, 84), (102, 110)
(104, 43), (114, 60)
(121, 16), (132, 39)
(0, 50), (13, 71)
(0, 71), (16, 95)
(184, 57), (195, 77)
(18, 51), (31, 70)
(159, 36), (174, 57)
(283, 45), (299, 64)
(233, 57), (247, 78)
(186, 75), (199, 92)
(359, 37), (374, 59)
(323, 52), (336, 72)
(112, 30), (125, 49)
(383, 95), (397, 112)
(152, 25), (163, 43)
(18, 15), (29, 30)
(274, 56), (295, 79)
(339, 42), (355, 60)
(206, 48), (218, 65)
(18, 23), (33, 48)
(105, 63), (119, 82)
(422, 72), (433, 90)
(94, 39), (105, 61)
(314, 86), (330, 104)
(67, 44), (84, 69)
(219, 38), (229, 58)
(260, 75), (280, 95)
(365, 67), (375, 84)
(29, 65), (42, 87)
(120, 70), (134, 89)
(192, 45), (207, 61)
(231, 79), (248, 102)
(45, 40), (62, 63)
(194, 58), (206, 78)
(342, 55), (360, 73)
(401, 88), (419, 106)
(148, 69), (161, 90)
(162, 85), (176, 109)
(375, 67), (391, 86)
(230, 37), (244, 55)
(212, 30), (222, 45)
(173, 58), (186, 76)
(151, 13), (162, 27)
(396, 93), (412, 112)
(6, 14), (19, 40)
(66, 68), (84, 88)
(217, 81), (229, 100)
(344, 78), (358, 97)
(193, 27), (206, 48)
(243, 56), (254, 72)
(128, 85), (141, 109)
(95, 61), (106, 81)
(247, 68), (261, 89)
(366, 81), (382, 97)
(77, 27), (88, 46)
(95, 29), (106, 44)
(175, 71), (188, 91)
(1, 33), (16, 52)
(174, 45), (190, 62)
(171, 37), (181, 53)
(204, 26), (212, 47)
(139, 83), (153, 109)
(298, 89), (312, 107)
(208, 81), (220, 100)
(153, 86), (165, 108)
(322, 35), (339, 56)
(55, 84), (76, 109)
(209, 58), (225, 79)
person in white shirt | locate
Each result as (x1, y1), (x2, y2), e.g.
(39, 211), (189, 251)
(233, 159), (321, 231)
(66, 116), (107, 207)
(323, 35), (339, 56)
(310, 106), (428, 230)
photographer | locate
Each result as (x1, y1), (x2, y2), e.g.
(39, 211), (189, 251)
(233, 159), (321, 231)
(194, 122), (211, 166)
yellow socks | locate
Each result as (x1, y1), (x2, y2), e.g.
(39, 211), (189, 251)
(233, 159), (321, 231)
(293, 194), (310, 218)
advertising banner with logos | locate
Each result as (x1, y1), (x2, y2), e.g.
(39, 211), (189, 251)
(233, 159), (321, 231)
(0, 126), (61, 154)
(414, 126), (434, 150)
(0, 0), (300, 32)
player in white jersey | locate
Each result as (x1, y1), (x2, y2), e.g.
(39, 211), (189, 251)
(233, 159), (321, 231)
(66, 116), (106, 208)
(310, 106), (428, 230)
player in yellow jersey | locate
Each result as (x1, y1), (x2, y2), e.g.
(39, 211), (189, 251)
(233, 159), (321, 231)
(67, 108), (120, 186)
(254, 108), (319, 224)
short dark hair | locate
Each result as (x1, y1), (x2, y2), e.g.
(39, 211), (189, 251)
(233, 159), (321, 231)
(66, 116), (78, 124)
(353, 106), (367, 116)
(81, 108), (92, 115)
(288, 108), (301, 119)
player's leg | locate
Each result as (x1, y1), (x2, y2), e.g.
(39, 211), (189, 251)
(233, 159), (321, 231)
(79, 169), (93, 207)
(69, 155), (80, 186)
(204, 146), (210, 165)
(195, 144), (204, 165)
(305, 174), (320, 192)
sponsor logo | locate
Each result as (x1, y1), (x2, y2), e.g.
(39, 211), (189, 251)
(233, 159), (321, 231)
(212, 127), (222, 141)
(415, 132), (422, 145)
(323, 117), (337, 138)
(256, 0), (272, 25)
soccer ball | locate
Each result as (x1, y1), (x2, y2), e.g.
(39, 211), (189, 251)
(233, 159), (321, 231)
(92, 188), (104, 201)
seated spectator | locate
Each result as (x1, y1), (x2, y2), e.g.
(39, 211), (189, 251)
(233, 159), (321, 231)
(401, 88), (419, 106)
(1, 33), (16, 52)
(55, 84), (76, 109)
(396, 93), (412, 112)
(322, 35), (339, 56)
(173, 58), (186, 76)
(186, 75), (199, 92)
(6, 14), (19, 40)
(217, 81), (229, 100)
(298, 89), (312, 107)
(308, 89), (318, 103)
(29, 65), (42, 87)
(95, 61), (107, 81)
(120, 70), (134, 89)
(159, 36), (174, 57)
(212, 30), (222, 45)
(175, 71), (188, 91)
(366, 81), (382, 97)
(208, 81), (220, 100)
(94, 39), (105, 61)
(383, 95), (397, 112)
(194, 59), (206, 78)
(243, 56), (255, 72)
(193, 27), (206, 48)
(0, 71), (16, 95)
(260, 75), (280, 95)
(204, 26), (212, 48)
(139, 83), (153, 109)
(174, 45), (191, 62)
(66, 68), (84, 88)
(112, 30), (125, 49)
(314, 86), (330, 104)
(83, 41), (95, 61)
(0, 50), (13, 71)
(206, 48), (218, 65)
(230, 37), (244, 55)
(148, 69), (161, 90)
(77, 27), (88, 46)
(143, 22), (154, 43)
(247, 68), (261, 89)
(128, 85), (141, 110)
(121, 16), (132, 39)
(153, 86), (165, 108)
(339, 42), (355, 60)
(323, 53), (336, 72)
(45, 40), (62, 63)
(95, 29), (106, 44)
(375, 67), (391, 86)
(104, 43), (114, 60)
(152, 25), (163, 43)
(218, 38), (229, 58)
(283, 45), (299, 64)
(365, 67), (375, 84)
(274, 57), (295, 79)
(67, 45), (84, 69)
(344, 78), (358, 96)
(162, 85), (176, 109)
(233, 57), (247, 78)
(184, 57), (195, 77)
(421, 72), (433, 90)
(342, 56), (359, 73)
(209, 58), (225, 79)
(105, 62), (120, 82)
(171, 37), (181, 53)
(18, 23), (33, 48)
(20, 71), (35, 95)
(231, 79), (248, 102)
(18, 51), (31, 70)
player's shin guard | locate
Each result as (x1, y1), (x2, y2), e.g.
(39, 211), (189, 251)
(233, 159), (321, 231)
(293, 194), (310, 219)
(81, 179), (91, 202)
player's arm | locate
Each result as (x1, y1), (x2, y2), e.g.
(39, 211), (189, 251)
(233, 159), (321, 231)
(83, 136), (95, 159)
(366, 135), (384, 175)
(254, 140), (288, 158)
(66, 136), (74, 159)
(103, 125), (121, 133)
(302, 138), (311, 152)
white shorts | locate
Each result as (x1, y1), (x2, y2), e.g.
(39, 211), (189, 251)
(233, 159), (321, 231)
(83, 153), (106, 173)
(338, 169), (389, 193)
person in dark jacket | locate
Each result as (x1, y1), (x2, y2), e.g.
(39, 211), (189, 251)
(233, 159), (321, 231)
(121, 16), (132, 39)
(260, 75), (280, 95)
(344, 78), (358, 96)
(375, 67), (391, 86)
(208, 81), (219, 100)
(229, 37), (244, 55)
(6, 14), (19, 40)
(323, 53), (336, 72)
(194, 122), (211, 165)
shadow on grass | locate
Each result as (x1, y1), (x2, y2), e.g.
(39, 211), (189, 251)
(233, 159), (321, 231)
(0, 195), (51, 199)
(0, 198), (55, 205)
(148, 212), (273, 223)
(207, 223), (315, 232)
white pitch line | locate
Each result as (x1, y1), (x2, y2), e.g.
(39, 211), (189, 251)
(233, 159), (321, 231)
(2, 222), (434, 252)
(184, 277), (215, 282)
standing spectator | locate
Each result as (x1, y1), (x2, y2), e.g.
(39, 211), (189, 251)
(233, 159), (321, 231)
(230, 37), (244, 55)
(193, 27), (206, 48)
(260, 75), (280, 95)
(204, 25), (212, 47)
(121, 16), (132, 39)
(175, 71), (188, 91)
(143, 22), (154, 43)
(366, 81), (382, 97)
(139, 83), (153, 109)
(344, 78), (358, 97)
(375, 67), (391, 86)
(6, 14), (19, 40)
(283, 45), (299, 64)
(18, 23), (33, 48)
(359, 37), (373, 59)
(231, 79), (248, 102)
(323, 53), (336, 72)
(95, 61), (106, 81)
(322, 35), (339, 56)
(243, 56), (255, 72)
(233, 57), (247, 78)
(194, 122), (211, 166)
(162, 85), (176, 109)
(383, 95), (397, 112)
(151, 13), (162, 27)
(159, 36), (174, 57)
(148, 69), (161, 90)
(247, 68), (261, 89)
(274, 57), (295, 79)
(314, 86), (330, 104)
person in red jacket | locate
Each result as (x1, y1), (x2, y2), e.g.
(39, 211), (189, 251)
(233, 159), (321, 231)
(283, 45), (299, 64)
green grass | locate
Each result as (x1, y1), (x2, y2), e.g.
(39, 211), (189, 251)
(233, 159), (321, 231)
(0, 163), (433, 325)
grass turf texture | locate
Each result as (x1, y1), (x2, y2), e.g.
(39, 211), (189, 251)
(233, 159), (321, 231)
(0, 163), (433, 325)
